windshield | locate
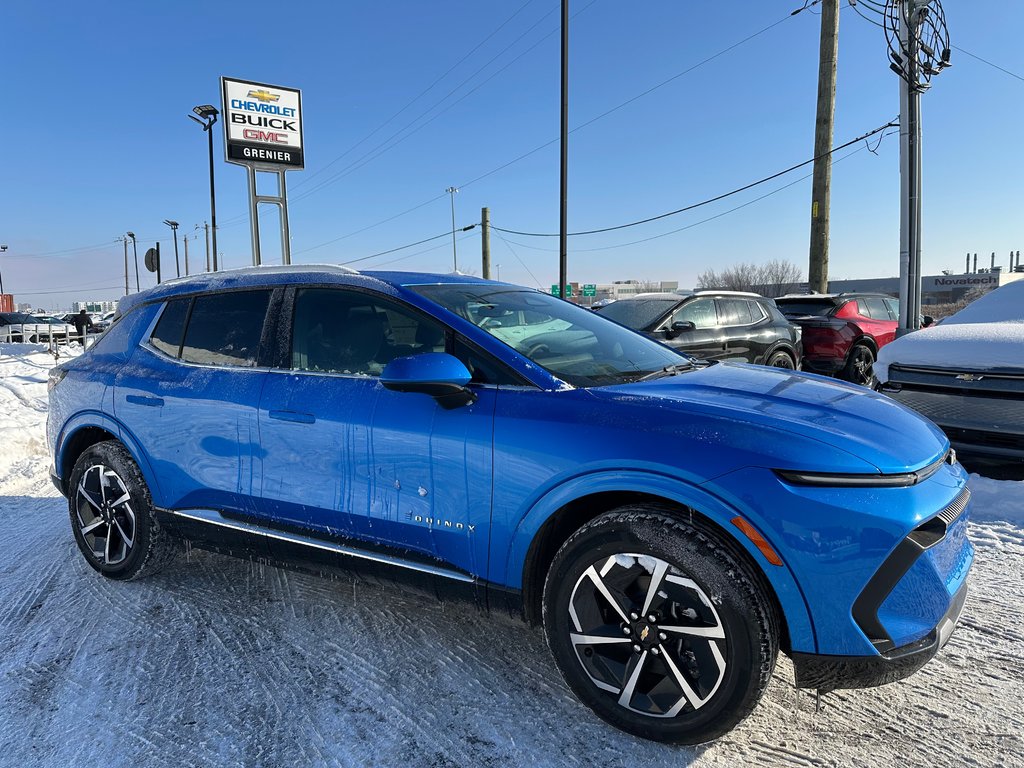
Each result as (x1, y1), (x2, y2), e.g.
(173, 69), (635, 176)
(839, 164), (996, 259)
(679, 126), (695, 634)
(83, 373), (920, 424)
(597, 298), (679, 330)
(413, 285), (688, 387)
(775, 299), (836, 317)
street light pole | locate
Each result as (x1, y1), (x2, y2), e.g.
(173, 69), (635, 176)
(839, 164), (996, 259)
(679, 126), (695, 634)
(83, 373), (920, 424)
(164, 220), (180, 277)
(446, 186), (459, 272)
(559, 0), (569, 300)
(189, 105), (220, 271)
(0, 245), (8, 296)
(126, 232), (140, 291)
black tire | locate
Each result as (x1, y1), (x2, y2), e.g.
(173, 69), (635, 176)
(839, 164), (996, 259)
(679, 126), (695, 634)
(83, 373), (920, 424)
(842, 343), (876, 387)
(542, 508), (778, 744)
(765, 350), (795, 369)
(68, 440), (177, 580)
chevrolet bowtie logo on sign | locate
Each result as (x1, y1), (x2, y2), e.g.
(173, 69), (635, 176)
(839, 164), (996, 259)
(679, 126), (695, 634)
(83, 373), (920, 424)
(222, 77), (304, 169)
(247, 89), (280, 103)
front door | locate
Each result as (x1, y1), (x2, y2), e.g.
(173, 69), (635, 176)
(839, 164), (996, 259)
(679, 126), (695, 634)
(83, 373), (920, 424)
(257, 286), (494, 575)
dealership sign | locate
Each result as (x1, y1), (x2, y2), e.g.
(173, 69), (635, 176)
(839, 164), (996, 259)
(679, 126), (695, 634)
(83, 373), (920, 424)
(221, 77), (304, 169)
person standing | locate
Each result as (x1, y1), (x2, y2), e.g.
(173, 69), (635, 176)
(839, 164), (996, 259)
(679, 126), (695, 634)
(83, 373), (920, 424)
(72, 309), (94, 345)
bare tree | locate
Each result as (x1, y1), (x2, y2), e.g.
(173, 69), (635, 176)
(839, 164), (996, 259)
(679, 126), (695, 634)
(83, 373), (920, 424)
(632, 279), (663, 293)
(697, 260), (803, 297)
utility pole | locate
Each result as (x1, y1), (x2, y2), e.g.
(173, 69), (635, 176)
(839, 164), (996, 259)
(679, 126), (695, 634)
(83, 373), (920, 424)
(481, 207), (492, 279)
(118, 236), (129, 295)
(198, 222), (211, 272)
(446, 187), (459, 272)
(184, 235), (190, 276)
(808, 0), (840, 294)
(559, 0), (569, 299)
(889, 0), (950, 333)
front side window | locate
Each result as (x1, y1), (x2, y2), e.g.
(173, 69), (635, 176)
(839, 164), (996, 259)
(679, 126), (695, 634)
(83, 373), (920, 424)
(413, 285), (686, 388)
(179, 291), (271, 367)
(291, 288), (447, 376)
(672, 298), (718, 329)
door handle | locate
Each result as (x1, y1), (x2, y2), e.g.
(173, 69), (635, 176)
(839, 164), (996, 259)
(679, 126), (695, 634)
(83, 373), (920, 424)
(126, 394), (164, 407)
(268, 410), (316, 424)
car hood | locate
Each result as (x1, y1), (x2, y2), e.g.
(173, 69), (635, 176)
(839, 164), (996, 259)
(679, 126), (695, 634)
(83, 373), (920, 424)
(592, 363), (947, 474)
(876, 322), (1024, 382)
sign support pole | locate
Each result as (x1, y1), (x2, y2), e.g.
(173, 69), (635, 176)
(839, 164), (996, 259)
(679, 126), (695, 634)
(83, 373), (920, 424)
(247, 166), (262, 266)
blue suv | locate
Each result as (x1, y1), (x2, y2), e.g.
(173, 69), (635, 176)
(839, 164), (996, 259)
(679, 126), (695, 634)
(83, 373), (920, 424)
(47, 267), (973, 743)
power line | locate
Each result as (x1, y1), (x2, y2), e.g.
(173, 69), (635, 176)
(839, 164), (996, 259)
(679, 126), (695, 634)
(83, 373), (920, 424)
(952, 45), (1024, 83)
(373, 230), (480, 269)
(221, 0), (798, 238)
(495, 233), (544, 288)
(339, 224), (478, 267)
(286, 3), (570, 206)
(291, 0), (543, 193)
(492, 120), (897, 238)
(498, 133), (895, 254)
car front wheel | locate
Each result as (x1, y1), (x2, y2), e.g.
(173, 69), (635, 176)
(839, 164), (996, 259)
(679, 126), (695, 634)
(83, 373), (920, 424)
(542, 508), (778, 743)
(68, 441), (177, 580)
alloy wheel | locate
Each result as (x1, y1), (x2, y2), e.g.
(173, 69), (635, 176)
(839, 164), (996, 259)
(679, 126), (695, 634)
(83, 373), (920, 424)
(567, 553), (727, 718)
(75, 464), (137, 566)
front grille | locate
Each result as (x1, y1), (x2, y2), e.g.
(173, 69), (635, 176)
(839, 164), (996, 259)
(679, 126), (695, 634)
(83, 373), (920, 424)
(944, 426), (1024, 452)
(936, 487), (971, 528)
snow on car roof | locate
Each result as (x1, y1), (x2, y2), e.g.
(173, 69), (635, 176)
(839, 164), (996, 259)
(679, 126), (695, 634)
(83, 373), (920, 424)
(944, 278), (1024, 325)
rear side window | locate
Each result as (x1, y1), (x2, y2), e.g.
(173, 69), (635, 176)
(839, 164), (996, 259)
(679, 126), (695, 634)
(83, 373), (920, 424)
(150, 299), (190, 358)
(716, 299), (754, 326)
(859, 297), (891, 320)
(180, 291), (271, 367)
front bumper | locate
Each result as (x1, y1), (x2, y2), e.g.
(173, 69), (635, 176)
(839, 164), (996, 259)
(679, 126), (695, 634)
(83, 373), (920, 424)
(791, 580), (968, 692)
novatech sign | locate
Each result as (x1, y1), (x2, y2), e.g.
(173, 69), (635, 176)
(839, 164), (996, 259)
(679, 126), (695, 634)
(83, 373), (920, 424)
(221, 77), (304, 168)
(925, 275), (998, 289)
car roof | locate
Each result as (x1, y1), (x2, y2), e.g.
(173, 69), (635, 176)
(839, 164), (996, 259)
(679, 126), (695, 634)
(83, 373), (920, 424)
(692, 290), (764, 298)
(776, 292), (894, 301)
(116, 265), (508, 315)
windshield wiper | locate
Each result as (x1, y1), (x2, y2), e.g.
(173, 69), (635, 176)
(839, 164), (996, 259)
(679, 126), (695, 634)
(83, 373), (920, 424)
(637, 362), (697, 382)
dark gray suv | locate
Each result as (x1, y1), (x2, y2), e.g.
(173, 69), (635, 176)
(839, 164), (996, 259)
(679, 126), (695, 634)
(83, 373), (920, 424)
(597, 292), (802, 368)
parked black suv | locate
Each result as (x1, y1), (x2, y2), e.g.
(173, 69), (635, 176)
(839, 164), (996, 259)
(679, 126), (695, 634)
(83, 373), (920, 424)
(597, 292), (802, 368)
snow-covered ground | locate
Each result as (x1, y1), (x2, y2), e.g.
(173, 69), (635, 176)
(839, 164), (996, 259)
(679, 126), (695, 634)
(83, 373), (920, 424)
(1, 345), (1022, 768)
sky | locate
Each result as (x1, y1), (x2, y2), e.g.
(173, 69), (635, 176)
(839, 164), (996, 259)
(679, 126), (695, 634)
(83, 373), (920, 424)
(1, 0), (1021, 309)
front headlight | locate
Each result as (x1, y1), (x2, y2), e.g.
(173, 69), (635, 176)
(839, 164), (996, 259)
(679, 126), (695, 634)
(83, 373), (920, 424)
(775, 449), (954, 488)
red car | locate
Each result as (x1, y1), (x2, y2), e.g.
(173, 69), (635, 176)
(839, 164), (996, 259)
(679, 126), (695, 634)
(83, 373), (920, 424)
(775, 293), (900, 386)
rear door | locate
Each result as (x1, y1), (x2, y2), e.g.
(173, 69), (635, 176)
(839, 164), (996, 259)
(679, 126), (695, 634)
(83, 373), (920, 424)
(717, 297), (772, 363)
(855, 297), (898, 349)
(114, 289), (275, 514)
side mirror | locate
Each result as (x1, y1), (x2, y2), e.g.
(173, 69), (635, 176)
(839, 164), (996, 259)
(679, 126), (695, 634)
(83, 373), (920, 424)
(380, 352), (476, 410)
(668, 320), (696, 338)
(922, 315), (935, 328)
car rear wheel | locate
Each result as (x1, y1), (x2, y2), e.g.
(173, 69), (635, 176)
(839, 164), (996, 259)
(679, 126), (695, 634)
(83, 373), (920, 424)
(842, 344), (876, 387)
(766, 351), (795, 369)
(542, 508), (778, 743)
(68, 441), (177, 580)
